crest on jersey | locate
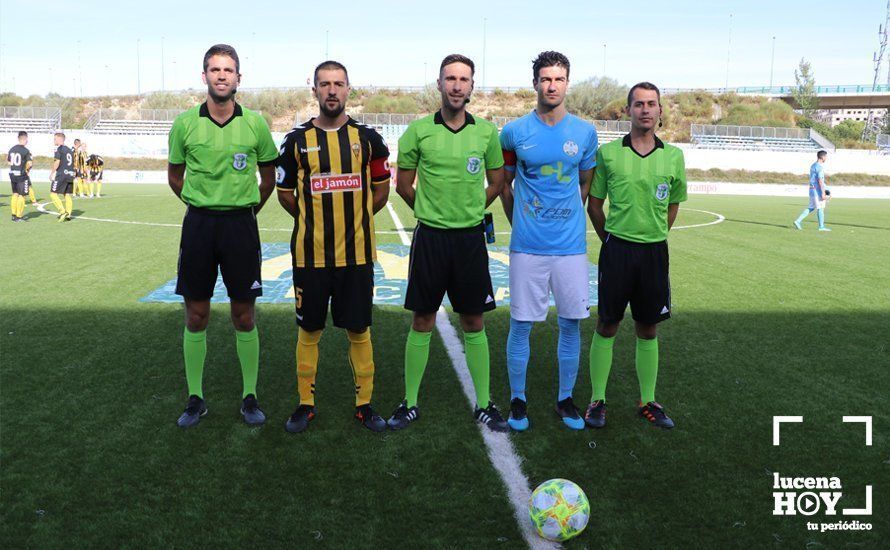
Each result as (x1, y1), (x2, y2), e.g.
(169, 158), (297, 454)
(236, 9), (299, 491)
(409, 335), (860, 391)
(351, 142), (361, 160)
(563, 140), (579, 157)
(276, 166), (286, 184)
(233, 153), (248, 170)
(466, 156), (482, 174)
(656, 182), (670, 201)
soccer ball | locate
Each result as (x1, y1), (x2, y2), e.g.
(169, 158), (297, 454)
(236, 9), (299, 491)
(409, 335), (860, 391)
(529, 478), (590, 541)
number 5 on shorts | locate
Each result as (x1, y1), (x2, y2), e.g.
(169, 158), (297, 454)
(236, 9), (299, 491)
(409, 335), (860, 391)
(295, 287), (303, 309)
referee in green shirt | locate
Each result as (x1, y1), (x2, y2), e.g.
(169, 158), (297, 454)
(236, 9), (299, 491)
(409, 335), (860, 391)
(584, 82), (687, 430)
(387, 54), (508, 432)
(168, 44), (278, 428)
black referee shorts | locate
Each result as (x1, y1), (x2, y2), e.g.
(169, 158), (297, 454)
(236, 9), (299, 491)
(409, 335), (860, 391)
(405, 222), (496, 315)
(175, 205), (262, 301)
(596, 234), (671, 326)
(292, 263), (374, 332)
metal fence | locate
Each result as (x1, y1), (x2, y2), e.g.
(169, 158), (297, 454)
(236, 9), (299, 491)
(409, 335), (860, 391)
(343, 113), (631, 132)
(665, 85), (890, 95)
(877, 134), (890, 149)
(690, 124), (811, 139)
(0, 106), (62, 127)
(85, 108), (183, 129)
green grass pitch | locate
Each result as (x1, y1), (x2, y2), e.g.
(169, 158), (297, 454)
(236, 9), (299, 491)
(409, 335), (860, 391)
(1, 183), (887, 547)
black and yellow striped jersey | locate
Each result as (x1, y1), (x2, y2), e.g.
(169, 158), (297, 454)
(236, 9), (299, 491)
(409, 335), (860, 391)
(87, 154), (104, 171)
(73, 148), (88, 172)
(276, 117), (390, 268)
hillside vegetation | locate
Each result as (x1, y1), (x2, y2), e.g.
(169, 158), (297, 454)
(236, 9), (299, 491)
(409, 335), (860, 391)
(0, 84), (878, 149)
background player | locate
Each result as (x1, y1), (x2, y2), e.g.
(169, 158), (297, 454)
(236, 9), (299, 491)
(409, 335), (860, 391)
(388, 54), (508, 432)
(7, 131), (33, 222)
(793, 150), (831, 231)
(72, 139), (88, 197)
(168, 44), (278, 428)
(585, 82), (686, 430)
(49, 132), (76, 222)
(276, 60), (391, 434)
(88, 152), (105, 197)
(499, 52), (598, 431)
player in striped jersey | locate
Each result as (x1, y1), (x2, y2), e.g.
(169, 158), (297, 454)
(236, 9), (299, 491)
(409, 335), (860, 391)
(72, 139), (88, 197)
(88, 153), (104, 197)
(276, 60), (391, 433)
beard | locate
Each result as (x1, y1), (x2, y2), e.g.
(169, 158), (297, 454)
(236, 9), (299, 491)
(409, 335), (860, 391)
(208, 83), (237, 103)
(320, 100), (345, 118)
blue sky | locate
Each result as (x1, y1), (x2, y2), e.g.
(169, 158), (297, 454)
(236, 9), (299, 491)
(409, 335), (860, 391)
(0, 0), (885, 96)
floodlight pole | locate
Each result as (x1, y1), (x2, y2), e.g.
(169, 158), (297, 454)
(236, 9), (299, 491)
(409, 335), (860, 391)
(725, 13), (733, 91)
(769, 36), (776, 89)
(161, 36), (166, 92)
(137, 39), (142, 95)
(77, 41), (83, 97)
(603, 43), (607, 75)
(482, 17), (487, 90)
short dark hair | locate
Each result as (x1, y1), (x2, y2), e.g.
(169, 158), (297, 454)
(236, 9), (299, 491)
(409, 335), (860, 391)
(817, 150), (828, 160)
(532, 51), (570, 81)
(440, 54), (475, 76)
(54, 132), (65, 138)
(314, 60), (349, 87)
(203, 44), (240, 74)
(18, 131), (27, 138)
(627, 81), (661, 106)
(74, 138), (81, 144)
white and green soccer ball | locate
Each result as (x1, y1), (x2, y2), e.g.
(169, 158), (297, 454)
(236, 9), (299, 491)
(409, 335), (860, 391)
(529, 478), (590, 542)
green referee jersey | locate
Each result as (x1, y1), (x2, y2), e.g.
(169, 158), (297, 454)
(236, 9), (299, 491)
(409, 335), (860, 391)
(397, 111), (504, 229)
(168, 102), (278, 209)
(590, 134), (687, 243)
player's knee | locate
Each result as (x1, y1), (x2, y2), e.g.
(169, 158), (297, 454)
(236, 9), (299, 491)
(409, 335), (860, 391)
(346, 329), (371, 343)
(459, 314), (484, 333)
(231, 310), (255, 331)
(596, 320), (619, 338)
(412, 312), (436, 332)
(186, 310), (209, 331)
(298, 328), (323, 346)
(634, 322), (657, 340)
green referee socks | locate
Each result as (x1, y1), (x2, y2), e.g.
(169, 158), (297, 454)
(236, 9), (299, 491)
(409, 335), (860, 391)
(183, 328), (207, 399)
(236, 327), (260, 398)
(635, 337), (659, 404)
(405, 329), (432, 408)
(589, 332), (615, 402)
(464, 329), (490, 409)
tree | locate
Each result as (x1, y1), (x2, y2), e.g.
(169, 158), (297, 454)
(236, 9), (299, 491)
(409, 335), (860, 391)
(564, 77), (628, 119)
(792, 58), (819, 118)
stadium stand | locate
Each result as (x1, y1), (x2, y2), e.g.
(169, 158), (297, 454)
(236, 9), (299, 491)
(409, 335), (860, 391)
(85, 109), (183, 135)
(691, 124), (835, 153)
(877, 133), (890, 154)
(0, 106), (62, 133)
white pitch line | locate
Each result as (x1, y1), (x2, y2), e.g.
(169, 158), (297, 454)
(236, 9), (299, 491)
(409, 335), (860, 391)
(385, 201), (555, 550)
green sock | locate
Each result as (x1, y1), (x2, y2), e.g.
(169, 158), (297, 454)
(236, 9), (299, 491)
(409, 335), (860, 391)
(635, 337), (659, 404)
(236, 327), (259, 398)
(590, 333), (615, 402)
(405, 329), (432, 407)
(463, 330), (490, 408)
(183, 328), (207, 399)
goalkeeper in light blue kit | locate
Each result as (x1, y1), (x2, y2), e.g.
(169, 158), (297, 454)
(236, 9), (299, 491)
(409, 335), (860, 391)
(793, 150), (831, 231)
(499, 51), (598, 431)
